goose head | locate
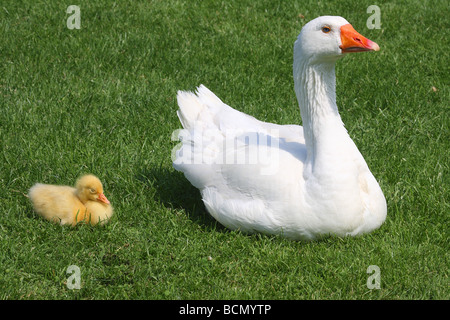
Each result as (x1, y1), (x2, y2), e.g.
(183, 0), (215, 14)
(294, 16), (380, 64)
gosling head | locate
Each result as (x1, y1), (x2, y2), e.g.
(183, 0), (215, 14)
(75, 174), (110, 204)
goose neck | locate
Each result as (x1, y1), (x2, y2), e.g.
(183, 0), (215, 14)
(294, 59), (351, 167)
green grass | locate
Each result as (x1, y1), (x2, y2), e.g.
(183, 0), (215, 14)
(0, 0), (448, 300)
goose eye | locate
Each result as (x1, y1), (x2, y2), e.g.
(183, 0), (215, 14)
(322, 26), (331, 33)
(89, 188), (96, 193)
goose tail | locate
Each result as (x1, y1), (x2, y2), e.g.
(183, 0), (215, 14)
(176, 84), (221, 130)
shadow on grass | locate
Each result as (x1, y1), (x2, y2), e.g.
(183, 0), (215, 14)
(136, 167), (301, 243)
(137, 166), (227, 234)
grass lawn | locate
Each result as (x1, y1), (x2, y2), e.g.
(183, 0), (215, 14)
(0, 0), (448, 300)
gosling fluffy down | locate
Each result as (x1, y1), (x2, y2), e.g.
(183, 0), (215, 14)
(28, 174), (113, 226)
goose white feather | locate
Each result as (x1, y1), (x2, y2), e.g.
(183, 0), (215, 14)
(173, 16), (387, 240)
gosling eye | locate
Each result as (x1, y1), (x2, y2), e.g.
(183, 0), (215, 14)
(322, 26), (331, 33)
(89, 188), (96, 194)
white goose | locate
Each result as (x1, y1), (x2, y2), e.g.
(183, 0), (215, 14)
(173, 16), (387, 240)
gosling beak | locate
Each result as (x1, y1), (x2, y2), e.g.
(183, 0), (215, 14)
(97, 193), (110, 204)
(340, 24), (380, 53)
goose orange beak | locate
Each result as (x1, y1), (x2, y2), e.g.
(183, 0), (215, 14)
(97, 193), (110, 204)
(340, 24), (380, 53)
